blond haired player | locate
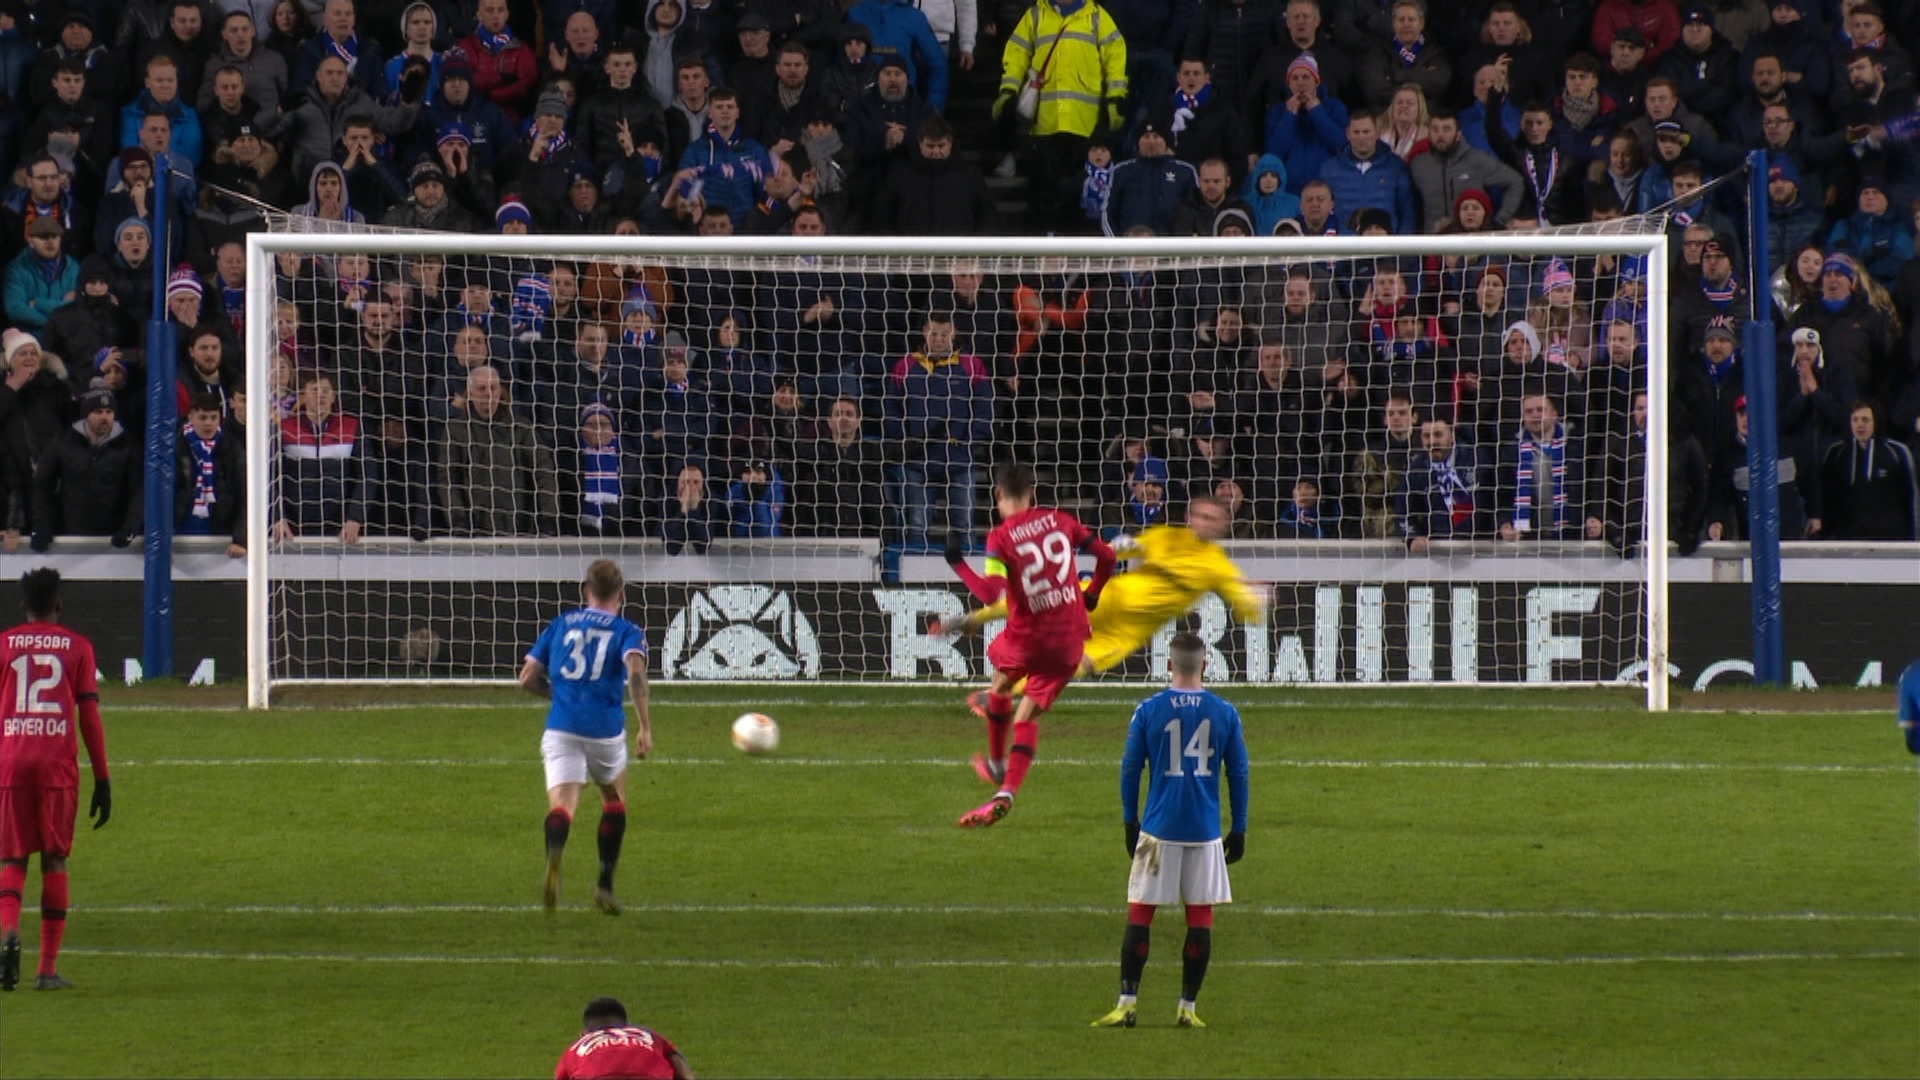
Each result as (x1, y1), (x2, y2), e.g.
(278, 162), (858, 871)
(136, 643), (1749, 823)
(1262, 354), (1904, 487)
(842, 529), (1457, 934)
(939, 496), (1267, 782)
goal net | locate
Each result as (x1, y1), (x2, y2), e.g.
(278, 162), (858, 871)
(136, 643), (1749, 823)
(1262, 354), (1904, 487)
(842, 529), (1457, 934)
(243, 226), (1671, 707)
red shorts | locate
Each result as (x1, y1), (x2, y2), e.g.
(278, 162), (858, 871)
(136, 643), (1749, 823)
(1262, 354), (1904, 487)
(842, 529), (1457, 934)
(0, 786), (77, 860)
(989, 633), (1085, 712)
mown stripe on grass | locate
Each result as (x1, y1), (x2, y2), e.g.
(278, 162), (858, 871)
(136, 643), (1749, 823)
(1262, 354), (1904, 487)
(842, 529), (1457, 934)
(55, 946), (1916, 970)
(93, 756), (1914, 774)
(72, 901), (1920, 923)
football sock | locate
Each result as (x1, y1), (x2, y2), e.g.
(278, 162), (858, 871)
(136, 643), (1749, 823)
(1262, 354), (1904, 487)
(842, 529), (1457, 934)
(38, 871), (67, 977)
(1120, 904), (1155, 996)
(1180, 926), (1213, 1004)
(1001, 720), (1040, 797)
(0, 862), (24, 935)
(544, 809), (572, 854)
(596, 802), (627, 890)
(985, 693), (1012, 764)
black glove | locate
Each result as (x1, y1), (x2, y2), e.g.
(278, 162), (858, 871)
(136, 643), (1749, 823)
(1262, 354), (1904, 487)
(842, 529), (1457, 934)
(1223, 831), (1244, 864)
(400, 61), (429, 104)
(111, 529), (134, 548)
(1083, 589), (1100, 612)
(1125, 821), (1140, 857)
(89, 779), (111, 830)
(942, 532), (966, 566)
(29, 532), (50, 553)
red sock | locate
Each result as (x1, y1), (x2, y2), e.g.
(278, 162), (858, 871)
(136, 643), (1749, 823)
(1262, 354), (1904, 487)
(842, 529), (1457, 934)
(1002, 720), (1040, 796)
(1185, 903), (1213, 929)
(985, 693), (1012, 762)
(38, 871), (67, 977)
(0, 862), (23, 935)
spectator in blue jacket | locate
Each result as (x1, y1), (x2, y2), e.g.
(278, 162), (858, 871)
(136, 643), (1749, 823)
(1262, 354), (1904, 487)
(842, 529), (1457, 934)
(1264, 53), (1348, 194)
(885, 312), (994, 547)
(1827, 174), (1916, 284)
(726, 458), (786, 537)
(1102, 123), (1197, 236)
(119, 55), (205, 166)
(1319, 111), (1413, 233)
(3, 219), (80, 331)
(845, 0), (949, 112)
(1242, 152), (1299, 234)
(672, 88), (772, 224)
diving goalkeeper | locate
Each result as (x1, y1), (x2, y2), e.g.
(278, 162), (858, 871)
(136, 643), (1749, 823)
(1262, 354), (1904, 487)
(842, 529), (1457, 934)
(938, 496), (1268, 778)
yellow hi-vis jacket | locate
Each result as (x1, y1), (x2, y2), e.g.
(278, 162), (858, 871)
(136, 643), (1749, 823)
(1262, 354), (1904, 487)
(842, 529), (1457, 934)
(999, 0), (1128, 138)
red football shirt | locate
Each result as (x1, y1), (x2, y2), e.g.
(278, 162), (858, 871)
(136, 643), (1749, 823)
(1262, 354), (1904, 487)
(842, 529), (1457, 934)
(555, 1025), (681, 1080)
(0, 621), (102, 789)
(985, 506), (1097, 643)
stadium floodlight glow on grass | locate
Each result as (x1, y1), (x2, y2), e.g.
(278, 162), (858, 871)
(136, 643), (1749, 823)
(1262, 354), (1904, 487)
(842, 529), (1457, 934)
(245, 227), (1670, 711)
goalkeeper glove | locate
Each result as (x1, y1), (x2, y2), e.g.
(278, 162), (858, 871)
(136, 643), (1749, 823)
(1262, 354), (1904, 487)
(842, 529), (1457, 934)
(992, 90), (1016, 121)
(90, 779), (112, 830)
(1124, 821), (1140, 857)
(1223, 831), (1244, 864)
(943, 532), (967, 566)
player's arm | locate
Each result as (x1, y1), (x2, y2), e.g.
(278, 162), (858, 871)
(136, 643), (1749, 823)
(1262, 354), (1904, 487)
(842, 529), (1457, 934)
(1079, 533), (1119, 610)
(518, 656), (551, 698)
(627, 650), (652, 759)
(1119, 705), (1149, 855)
(946, 532), (1008, 604)
(1223, 707), (1250, 863)
(669, 1049), (695, 1080)
(75, 642), (110, 829)
(1214, 554), (1270, 626)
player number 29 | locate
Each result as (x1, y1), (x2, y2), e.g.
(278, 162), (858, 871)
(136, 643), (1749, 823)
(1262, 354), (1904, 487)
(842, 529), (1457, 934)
(1164, 718), (1215, 778)
(10, 653), (64, 715)
(1014, 532), (1075, 600)
(558, 628), (613, 681)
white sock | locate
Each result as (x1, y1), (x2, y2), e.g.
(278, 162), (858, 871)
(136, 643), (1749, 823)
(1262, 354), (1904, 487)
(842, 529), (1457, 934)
(1117, 994), (1136, 1008)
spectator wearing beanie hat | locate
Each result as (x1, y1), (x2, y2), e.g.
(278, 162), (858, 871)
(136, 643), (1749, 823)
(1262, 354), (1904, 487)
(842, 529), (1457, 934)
(165, 264), (208, 327)
(382, 157), (483, 231)
(1827, 173), (1915, 284)
(495, 85), (588, 199)
(43, 257), (136, 392)
(496, 197), (534, 233)
(1263, 52), (1350, 197)
(416, 53), (515, 169)
(31, 377), (143, 553)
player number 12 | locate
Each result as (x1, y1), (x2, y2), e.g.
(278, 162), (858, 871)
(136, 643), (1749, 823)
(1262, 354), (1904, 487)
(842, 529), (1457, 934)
(1164, 718), (1214, 777)
(10, 653), (64, 715)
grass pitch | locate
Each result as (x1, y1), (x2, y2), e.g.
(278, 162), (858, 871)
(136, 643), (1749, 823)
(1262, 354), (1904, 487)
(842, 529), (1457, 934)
(2, 685), (1915, 1078)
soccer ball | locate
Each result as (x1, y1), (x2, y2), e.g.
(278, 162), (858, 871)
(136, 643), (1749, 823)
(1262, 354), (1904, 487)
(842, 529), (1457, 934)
(731, 713), (780, 755)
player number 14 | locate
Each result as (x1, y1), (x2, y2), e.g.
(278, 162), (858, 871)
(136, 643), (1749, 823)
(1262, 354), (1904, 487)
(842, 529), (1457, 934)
(559, 628), (612, 681)
(1164, 718), (1214, 777)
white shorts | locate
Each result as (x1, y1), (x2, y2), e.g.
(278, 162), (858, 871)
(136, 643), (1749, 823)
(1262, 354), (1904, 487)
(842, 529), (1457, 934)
(541, 729), (628, 790)
(1126, 834), (1233, 907)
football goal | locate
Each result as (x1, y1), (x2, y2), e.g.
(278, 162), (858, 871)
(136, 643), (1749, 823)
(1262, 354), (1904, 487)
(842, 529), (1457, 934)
(243, 225), (1672, 708)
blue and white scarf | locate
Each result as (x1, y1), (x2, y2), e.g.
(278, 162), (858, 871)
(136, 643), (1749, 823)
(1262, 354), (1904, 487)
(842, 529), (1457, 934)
(1432, 455), (1473, 528)
(184, 428), (221, 529)
(1394, 34), (1425, 68)
(1513, 425), (1567, 534)
(475, 24), (515, 53)
(511, 274), (552, 338)
(1171, 85), (1212, 135)
(326, 32), (361, 72)
(582, 437), (622, 526)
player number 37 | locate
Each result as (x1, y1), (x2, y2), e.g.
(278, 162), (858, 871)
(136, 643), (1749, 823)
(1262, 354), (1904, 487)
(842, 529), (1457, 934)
(1015, 532), (1074, 600)
(558, 628), (613, 681)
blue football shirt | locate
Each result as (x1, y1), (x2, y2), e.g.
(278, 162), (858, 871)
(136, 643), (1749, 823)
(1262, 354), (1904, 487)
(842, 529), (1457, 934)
(527, 608), (648, 739)
(1121, 687), (1249, 843)
(1899, 661), (1920, 755)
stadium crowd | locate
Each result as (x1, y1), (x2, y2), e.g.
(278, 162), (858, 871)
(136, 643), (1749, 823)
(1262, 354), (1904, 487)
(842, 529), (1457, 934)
(0, 0), (1915, 551)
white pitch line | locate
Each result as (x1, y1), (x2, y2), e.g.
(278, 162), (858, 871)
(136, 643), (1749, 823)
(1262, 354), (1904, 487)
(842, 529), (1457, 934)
(53, 946), (1916, 970)
(72, 901), (1920, 924)
(92, 756), (1912, 775)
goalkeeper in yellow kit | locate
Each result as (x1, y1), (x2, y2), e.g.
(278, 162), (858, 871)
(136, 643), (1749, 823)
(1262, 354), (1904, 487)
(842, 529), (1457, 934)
(939, 496), (1268, 753)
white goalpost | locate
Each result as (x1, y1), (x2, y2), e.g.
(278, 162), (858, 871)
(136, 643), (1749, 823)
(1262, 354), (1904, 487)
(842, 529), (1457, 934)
(244, 230), (1671, 710)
